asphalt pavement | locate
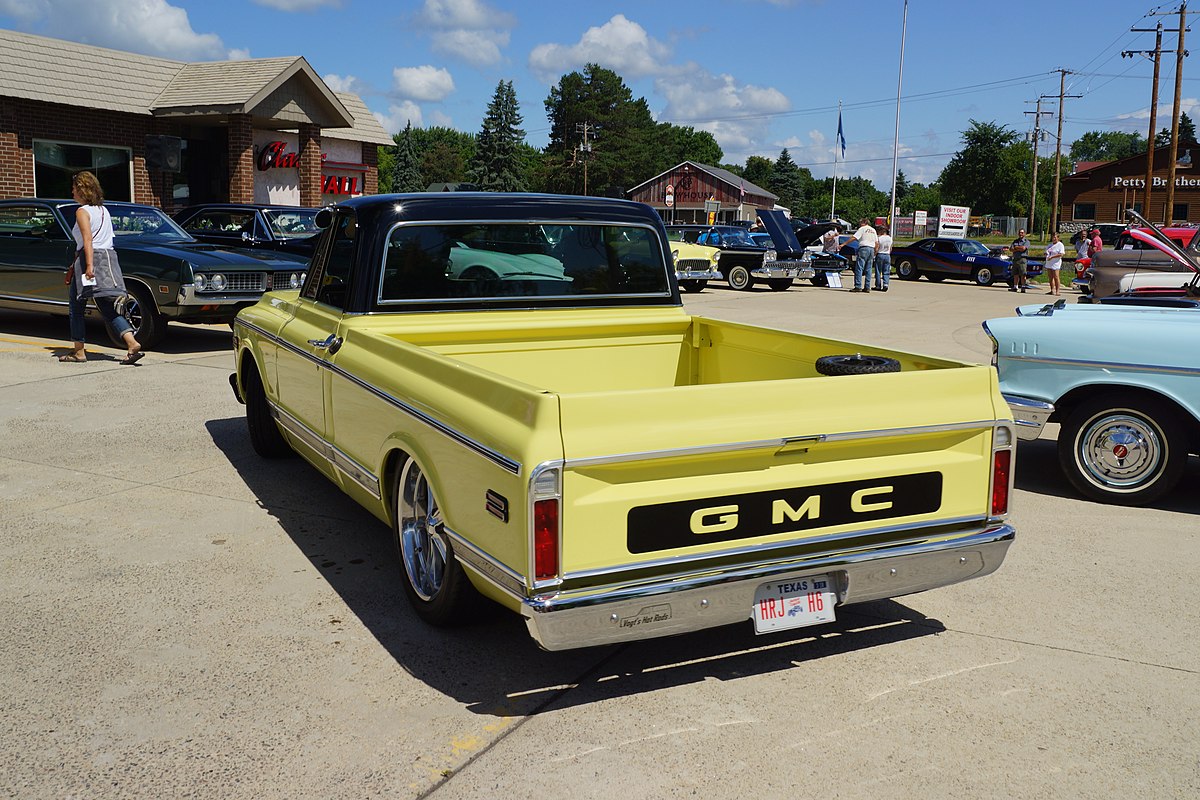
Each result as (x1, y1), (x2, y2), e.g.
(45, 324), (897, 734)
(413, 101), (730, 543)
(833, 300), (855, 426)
(0, 276), (1196, 799)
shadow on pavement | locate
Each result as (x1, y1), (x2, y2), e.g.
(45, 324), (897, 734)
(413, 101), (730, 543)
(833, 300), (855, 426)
(206, 415), (948, 717)
(1014, 437), (1200, 513)
(0, 307), (233, 356)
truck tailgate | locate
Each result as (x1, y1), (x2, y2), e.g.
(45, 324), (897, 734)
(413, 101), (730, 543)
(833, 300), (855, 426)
(555, 365), (1006, 578)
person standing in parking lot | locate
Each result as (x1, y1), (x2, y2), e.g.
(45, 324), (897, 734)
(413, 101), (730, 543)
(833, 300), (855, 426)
(873, 224), (892, 291)
(848, 218), (877, 293)
(1007, 229), (1030, 292)
(59, 171), (143, 364)
(1088, 227), (1103, 258)
(1043, 232), (1065, 296)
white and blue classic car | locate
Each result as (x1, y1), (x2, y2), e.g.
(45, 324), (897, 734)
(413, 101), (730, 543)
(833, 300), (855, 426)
(983, 300), (1200, 505)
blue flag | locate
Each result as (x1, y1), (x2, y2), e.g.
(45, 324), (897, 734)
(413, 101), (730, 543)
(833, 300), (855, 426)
(836, 112), (846, 159)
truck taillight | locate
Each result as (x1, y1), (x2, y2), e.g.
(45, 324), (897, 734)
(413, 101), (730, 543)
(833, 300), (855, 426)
(991, 449), (1011, 516)
(534, 499), (559, 580)
(530, 465), (561, 584)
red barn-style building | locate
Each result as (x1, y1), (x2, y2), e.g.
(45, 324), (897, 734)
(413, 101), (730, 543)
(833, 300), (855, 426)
(628, 161), (782, 224)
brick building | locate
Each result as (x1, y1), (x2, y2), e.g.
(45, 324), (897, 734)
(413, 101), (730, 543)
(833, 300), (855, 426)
(1059, 143), (1200, 229)
(0, 29), (392, 211)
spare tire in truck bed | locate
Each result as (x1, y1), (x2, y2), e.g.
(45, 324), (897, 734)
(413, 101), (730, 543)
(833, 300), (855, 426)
(815, 354), (902, 376)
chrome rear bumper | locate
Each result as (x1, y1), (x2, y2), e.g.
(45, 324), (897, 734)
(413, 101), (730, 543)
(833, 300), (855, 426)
(1004, 393), (1055, 441)
(520, 522), (1015, 650)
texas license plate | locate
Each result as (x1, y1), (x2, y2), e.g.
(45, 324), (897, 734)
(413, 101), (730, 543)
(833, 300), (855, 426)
(752, 574), (836, 633)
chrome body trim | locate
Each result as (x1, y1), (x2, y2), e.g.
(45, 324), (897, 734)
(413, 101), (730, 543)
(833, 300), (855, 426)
(444, 527), (527, 598)
(271, 402), (382, 499)
(562, 419), (998, 468)
(674, 268), (722, 280)
(521, 523), (1016, 651)
(1001, 353), (1200, 378)
(1004, 393), (1055, 441)
(237, 318), (522, 475)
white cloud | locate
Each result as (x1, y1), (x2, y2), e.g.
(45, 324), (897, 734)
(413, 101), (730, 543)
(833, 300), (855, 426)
(227, 48), (252, 61)
(654, 69), (789, 163)
(0, 0), (228, 60)
(374, 101), (424, 134)
(323, 73), (367, 93)
(392, 65), (456, 102)
(416, 0), (514, 29)
(252, 0), (341, 9)
(414, 0), (513, 67)
(431, 29), (510, 67)
(529, 15), (671, 83)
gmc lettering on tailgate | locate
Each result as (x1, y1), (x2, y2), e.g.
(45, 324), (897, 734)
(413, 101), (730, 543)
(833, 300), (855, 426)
(626, 472), (943, 553)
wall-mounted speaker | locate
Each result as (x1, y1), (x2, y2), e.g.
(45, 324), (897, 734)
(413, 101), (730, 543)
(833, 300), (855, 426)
(145, 135), (182, 172)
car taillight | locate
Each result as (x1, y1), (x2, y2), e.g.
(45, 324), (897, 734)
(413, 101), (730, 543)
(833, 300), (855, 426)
(531, 466), (561, 584)
(991, 449), (1011, 516)
(534, 499), (559, 580)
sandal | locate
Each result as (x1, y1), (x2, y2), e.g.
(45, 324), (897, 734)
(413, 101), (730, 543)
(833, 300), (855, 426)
(58, 353), (87, 363)
(119, 351), (145, 366)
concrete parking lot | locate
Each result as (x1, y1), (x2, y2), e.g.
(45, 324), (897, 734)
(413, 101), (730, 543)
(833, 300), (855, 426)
(1, 277), (1197, 799)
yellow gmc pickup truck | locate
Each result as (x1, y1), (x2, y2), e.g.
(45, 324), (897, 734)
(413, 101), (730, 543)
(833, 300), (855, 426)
(230, 193), (1016, 651)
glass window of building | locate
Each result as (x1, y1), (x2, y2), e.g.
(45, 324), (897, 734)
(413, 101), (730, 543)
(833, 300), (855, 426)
(33, 141), (132, 201)
(1072, 203), (1096, 220)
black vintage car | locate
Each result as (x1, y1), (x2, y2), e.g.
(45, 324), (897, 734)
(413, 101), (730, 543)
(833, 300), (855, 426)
(665, 224), (807, 291)
(173, 203), (322, 257)
(0, 199), (309, 347)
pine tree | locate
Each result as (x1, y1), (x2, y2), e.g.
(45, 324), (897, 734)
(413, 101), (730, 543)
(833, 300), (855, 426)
(769, 149), (807, 216)
(470, 80), (527, 192)
(391, 122), (424, 193)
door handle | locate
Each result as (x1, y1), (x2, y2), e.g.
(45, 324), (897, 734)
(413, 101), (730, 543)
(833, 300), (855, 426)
(307, 333), (340, 350)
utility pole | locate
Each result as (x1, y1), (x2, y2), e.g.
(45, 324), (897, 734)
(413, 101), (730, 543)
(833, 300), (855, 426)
(1049, 69), (1081, 234)
(1152, 2), (1191, 222)
(573, 121), (594, 195)
(1124, 22), (1165, 219)
(1025, 97), (1052, 236)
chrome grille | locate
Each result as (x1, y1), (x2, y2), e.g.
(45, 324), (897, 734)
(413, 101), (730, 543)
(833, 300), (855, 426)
(202, 272), (266, 293)
(675, 258), (713, 270)
(269, 270), (304, 290)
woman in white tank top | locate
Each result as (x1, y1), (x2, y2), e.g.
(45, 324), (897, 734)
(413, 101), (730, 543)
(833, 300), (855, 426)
(60, 171), (143, 364)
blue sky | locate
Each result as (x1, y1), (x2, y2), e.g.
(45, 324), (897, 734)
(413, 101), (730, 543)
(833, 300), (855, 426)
(1, 0), (1195, 188)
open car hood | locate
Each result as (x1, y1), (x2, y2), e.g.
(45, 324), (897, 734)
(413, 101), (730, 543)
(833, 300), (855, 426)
(756, 209), (814, 252)
(1127, 228), (1200, 273)
(791, 221), (841, 248)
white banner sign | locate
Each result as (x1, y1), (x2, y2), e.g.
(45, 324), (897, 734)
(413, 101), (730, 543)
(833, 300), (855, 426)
(937, 205), (970, 238)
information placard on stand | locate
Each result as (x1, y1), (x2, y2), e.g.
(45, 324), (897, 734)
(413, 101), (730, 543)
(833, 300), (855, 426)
(826, 271), (843, 288)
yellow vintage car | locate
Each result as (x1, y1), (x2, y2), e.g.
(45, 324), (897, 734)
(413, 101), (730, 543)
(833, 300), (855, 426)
(230, 193), (1016, 650)
(670, 239), (722, 292)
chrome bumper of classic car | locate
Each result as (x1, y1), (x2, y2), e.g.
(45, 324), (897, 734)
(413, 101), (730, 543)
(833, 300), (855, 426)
(674, 268), (722, 280)
(752, 260), (814, 280)
(177, 284), (262, 306)
(519, 522), (1015, 651)
(1004, 393), (1055, 441)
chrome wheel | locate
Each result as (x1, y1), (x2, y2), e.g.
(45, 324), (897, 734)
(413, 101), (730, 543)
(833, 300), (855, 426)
(1058, 395), (1187, 505)
(398, 459), (447, 601)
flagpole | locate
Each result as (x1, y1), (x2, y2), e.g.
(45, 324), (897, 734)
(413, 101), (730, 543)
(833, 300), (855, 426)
(831, 100), (841, 221)
(888, 0), (909, 229)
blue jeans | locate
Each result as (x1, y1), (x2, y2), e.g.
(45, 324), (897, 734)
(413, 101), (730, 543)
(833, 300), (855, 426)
(854, 246), (875, 289)
(874, 253), (891, 288)
(69, 290), (132, 344)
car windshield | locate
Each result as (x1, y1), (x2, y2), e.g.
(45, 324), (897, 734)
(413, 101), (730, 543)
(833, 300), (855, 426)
(710, 228), (757, 247)
(379, 221), (671, 304)
(62, 202), (192, 242)
(263, 208), (321, 239)
(956, 240), (991, 256)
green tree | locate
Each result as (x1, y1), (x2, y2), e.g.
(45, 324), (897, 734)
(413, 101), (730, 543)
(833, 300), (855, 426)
(1068, 130), (1147, 161)
(939, 120), (1025, 214)
(1155, 111), (1198, 146)
(658, 124), (723, 167)
(377, 146), (395, 193)
(390, 121), (424, 193)
(893, 169), (910, 204)
(901, 182), (942, 214)
(470, 80), (528, 191)
(742, 155), (774, 190)
(422, 142), (466, 185)
(769, 149), (808, 216)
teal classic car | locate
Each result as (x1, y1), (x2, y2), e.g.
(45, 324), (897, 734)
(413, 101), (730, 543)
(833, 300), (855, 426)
(985, 299), (1200, 505)
(0, 199), (309, 347)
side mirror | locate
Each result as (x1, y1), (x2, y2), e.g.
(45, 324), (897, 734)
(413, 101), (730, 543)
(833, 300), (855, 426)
(315, 208), (333, 229)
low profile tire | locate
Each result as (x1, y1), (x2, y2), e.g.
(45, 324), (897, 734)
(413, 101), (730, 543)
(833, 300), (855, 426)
(766, 278), (793, 292)
(117, 283), (166, 349)
(896, 259), (920, 280)
(394, 458), (481, 626)
(727, 265), (753, 291)
(1056, 394), (1188, 506)
(679, 279), (707, 293)
(243, 362), (292, 458)
(972, 266), (995, 286)
(815, 354), (902, 376)
(810, 272), (829, 287)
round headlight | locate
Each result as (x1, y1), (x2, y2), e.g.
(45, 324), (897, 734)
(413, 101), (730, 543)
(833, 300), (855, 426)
(765, 249), (777, 262)
(194, 273), (208, 291)
(289, 272), (303, 289)
(210, 273), (227, 291)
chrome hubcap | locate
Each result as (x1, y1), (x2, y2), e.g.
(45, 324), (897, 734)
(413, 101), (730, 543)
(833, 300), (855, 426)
(398, 460), (447, 600)
(1077, 412), (1163, 490)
